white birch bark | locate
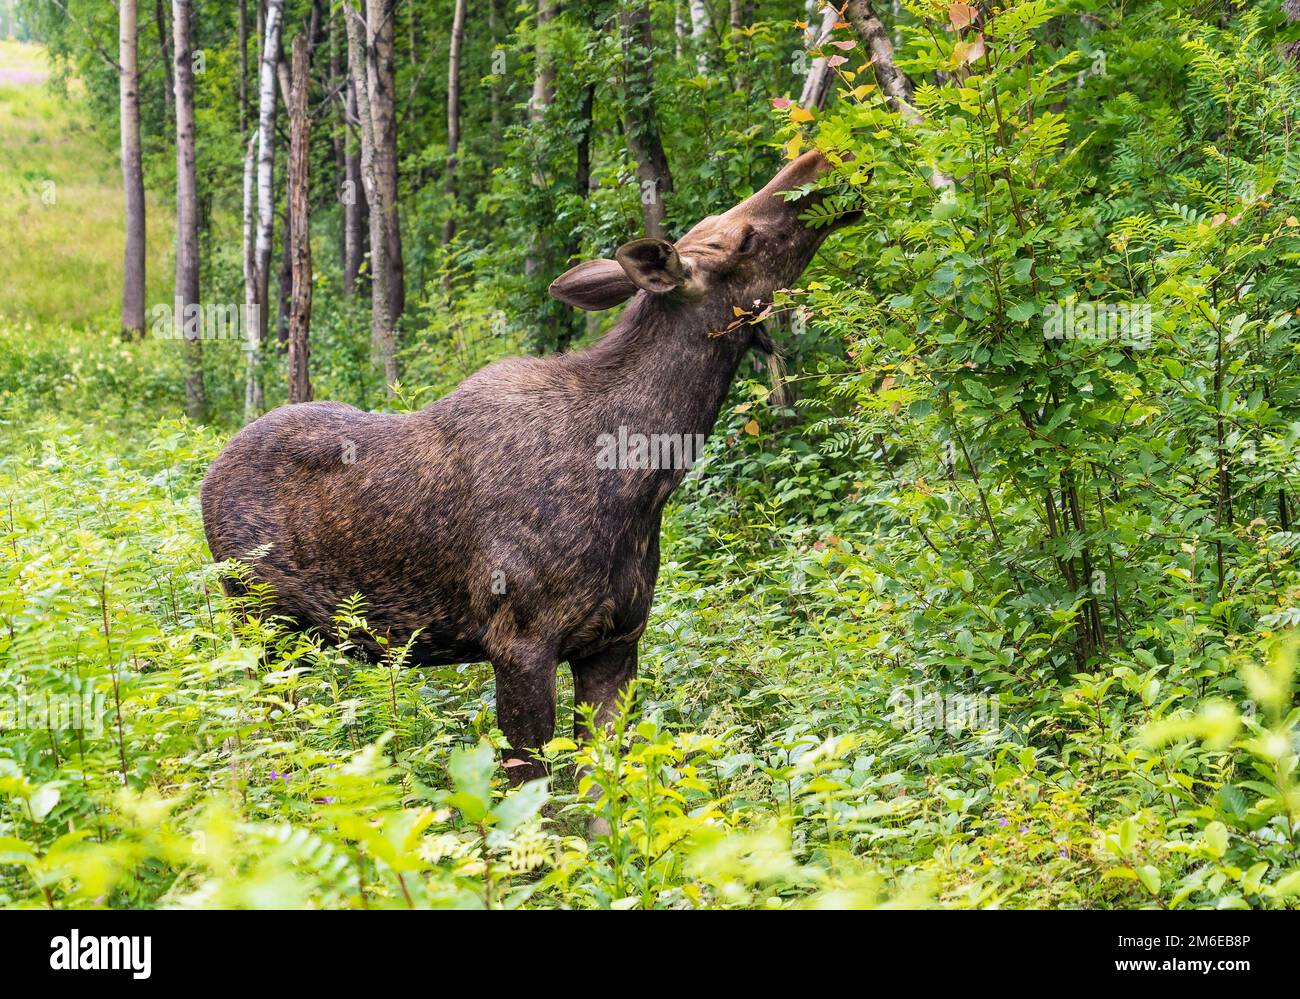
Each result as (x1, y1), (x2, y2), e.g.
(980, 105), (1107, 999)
(246, 0), (284, 421)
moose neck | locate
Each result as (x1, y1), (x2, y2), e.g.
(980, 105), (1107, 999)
(589, 293), (752, 439)
(575, 292), (754, 507)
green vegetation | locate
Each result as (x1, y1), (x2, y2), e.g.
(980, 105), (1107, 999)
(4, 1), (1300, 909)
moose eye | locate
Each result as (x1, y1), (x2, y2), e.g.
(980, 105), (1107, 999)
(738, 229), (758, 255)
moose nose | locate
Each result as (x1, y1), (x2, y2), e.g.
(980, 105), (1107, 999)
(761, 150), (833, 197)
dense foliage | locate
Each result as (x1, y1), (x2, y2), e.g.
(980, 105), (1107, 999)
(3, 0), (1300, 908)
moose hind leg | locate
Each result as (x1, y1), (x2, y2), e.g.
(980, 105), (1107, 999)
(491, 644), (558, 787)
(570, 641), (639, 739)
(569, 642), (639, 837)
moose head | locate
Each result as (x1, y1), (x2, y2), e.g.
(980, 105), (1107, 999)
(548, 149), (857, 340)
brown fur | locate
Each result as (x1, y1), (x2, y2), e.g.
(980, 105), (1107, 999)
(201, 151), (855, 781)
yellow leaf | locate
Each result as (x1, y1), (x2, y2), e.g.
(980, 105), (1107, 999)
(743, 419), (760, 436)
(733, 306), (748, 317)
(789, 105), (814, 122)
(784, 134), (803, 160)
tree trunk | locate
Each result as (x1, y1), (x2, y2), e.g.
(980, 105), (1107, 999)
(287, 31), (313, 404)
(1286, 0), (1300, 64)
(343, 69), (367, 295)
(688, 0), (709, 73)
(621, 3), (673, 239)
(276, 183), (292, 349)
(238, 0), (249, 135)
(442, 0), (467, 245)
(172, 0), (204, 421)
(554, 82), (594, 354)
(524, 0), (557, 285)
(488, 0), (502, 140)
(276, 52), (293, 350)
(335, 10), (367, 297)
(246, 0), (284, 421)
(329, 10), (345, 275)
(155, 0), (172, 112)
(529, 0), (557, 121)
(241, 127), (256, 356)
(799, 3), (839, 110)
(119, 0), (146, 339)
(346, 2), (398, 391)
(365, 0), (404, 323)
(845, 0), (953, 189)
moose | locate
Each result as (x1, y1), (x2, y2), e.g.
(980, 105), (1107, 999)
(201, 149), (856, 785)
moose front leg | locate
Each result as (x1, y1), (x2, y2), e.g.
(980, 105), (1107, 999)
(491, 646), (558, 787)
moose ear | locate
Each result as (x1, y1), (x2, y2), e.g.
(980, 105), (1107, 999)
(615, 238), (686, 294)
(548, 258), (638, 311)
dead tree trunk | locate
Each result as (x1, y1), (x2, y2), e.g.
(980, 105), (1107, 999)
(287, 31), (313, 404)
(172, 0), (205, 421)
(119, 0), (146, 339)
(621, 3), (673, 239)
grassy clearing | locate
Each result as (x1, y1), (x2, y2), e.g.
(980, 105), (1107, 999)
(0, 41), (171, 329)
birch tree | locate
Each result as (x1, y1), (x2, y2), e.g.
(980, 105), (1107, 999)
(529, 0), (557, 121)
(687, 0), (709, 74)
(799, 2), (839, 111)
(245, 0), (284, 421)
(118, 0), (145, 339)
(442, 0), (467, 245)
(172, 0), (204, 421)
